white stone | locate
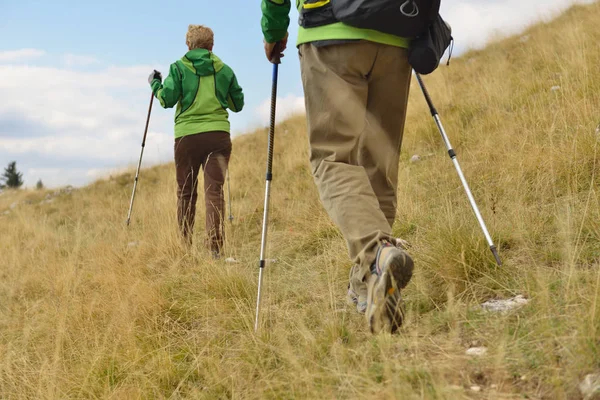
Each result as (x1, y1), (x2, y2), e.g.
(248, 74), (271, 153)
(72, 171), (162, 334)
(551, 85), (561, 92)
(470, 385), (482, 392)
(466, 347), (488, 357)
(225, 257), (239, 263)
(127, 241), (139, 248)
(410, 155), (421, 163)
(482, 295), (529, 313)
(580, 373), (600, 400)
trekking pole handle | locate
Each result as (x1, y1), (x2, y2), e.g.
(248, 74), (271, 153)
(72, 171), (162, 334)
(269, 41), (284, 65)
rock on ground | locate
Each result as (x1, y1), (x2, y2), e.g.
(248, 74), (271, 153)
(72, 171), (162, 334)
(466, 347), (488, 357)
(580, 373), (600, 400)
(410, 155), (421, 163)
(482, 295), (529, 313)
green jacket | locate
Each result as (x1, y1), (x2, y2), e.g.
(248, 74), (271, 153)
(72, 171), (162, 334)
(150, 49), (244, 138)
(261, 0), (410, 48)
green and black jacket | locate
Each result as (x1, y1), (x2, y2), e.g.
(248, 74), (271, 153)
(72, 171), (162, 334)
(150, 49), (244, 138)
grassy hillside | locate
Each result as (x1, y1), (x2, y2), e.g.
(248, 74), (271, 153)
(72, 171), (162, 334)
(1, 3), (600, 398)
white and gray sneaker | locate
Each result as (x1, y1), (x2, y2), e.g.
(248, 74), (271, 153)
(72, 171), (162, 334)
(366, 240), (414, 334)
(347, 238), (410, 316)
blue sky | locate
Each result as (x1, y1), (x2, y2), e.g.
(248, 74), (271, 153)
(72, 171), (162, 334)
(0, 1), (303, 130)
(0, 1), (302, 102)
(0, 0), (593, 187)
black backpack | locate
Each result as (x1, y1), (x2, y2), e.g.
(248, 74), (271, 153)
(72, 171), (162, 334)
(300, 0), (439, 38)
(298, 0), (452, 74)
(331, 0), (441, 38)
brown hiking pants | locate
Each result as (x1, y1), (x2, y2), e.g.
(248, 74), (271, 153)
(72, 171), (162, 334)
(299, 41), (412, 284)
(174, 131), (231, 253)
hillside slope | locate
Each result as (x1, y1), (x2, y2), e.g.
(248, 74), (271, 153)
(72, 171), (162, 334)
(1, 3), (600, 399)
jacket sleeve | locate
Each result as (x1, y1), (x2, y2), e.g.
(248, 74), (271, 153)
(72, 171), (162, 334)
(261, 0), (291, 43)
(227, 73), (244, 113)
(150, 63), (182, 109)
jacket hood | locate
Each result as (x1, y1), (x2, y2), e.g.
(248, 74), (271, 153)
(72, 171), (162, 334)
(181, 49), (224, 76)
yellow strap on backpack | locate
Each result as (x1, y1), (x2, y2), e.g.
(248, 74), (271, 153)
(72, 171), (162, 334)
(303, 0), (330, 9)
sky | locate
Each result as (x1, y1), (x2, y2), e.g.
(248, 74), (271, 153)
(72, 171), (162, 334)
(0, 0), (595, 188)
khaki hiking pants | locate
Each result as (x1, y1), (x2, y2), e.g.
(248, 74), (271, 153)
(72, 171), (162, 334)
(299, 41), (412, 285)
(174, 131), (231, 253)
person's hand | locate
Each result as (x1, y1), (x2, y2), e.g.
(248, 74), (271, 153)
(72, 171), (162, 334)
(264, 32), (288, 64)
(148, 70), (162, 84)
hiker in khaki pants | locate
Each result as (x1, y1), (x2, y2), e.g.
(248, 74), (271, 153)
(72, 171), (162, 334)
(149, 25), (244, 258)
(261, 1), (414, 334)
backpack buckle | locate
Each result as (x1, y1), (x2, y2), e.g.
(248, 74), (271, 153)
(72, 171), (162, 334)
(400, 0), (419, 17)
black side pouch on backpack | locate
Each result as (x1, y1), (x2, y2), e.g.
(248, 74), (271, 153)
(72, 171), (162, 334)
(299, 0), (337, 29)
(408, 14), (453, 75)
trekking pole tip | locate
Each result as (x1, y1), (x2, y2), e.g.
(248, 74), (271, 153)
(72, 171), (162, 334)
(490, 245), (502, 266)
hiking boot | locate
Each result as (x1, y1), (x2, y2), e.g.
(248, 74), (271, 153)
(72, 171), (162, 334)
(346, 238), (408, 315)
(366, 241), (414, 334)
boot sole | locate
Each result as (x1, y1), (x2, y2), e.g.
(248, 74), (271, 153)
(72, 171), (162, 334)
(367, 248), (414, 334)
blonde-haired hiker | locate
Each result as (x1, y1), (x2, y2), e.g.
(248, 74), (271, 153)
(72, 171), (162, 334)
(149, 25), (244, 258)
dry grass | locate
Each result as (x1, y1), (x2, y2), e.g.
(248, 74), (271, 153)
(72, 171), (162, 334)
(1, 3), (600, 398)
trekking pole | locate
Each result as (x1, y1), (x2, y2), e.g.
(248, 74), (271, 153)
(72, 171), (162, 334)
(254, 49), (281, 332)
(126, 92), (154, 226)
(415, 73), (502, 266)
(227, 170), (234, 223)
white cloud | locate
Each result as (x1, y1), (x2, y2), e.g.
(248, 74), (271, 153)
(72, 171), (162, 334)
(0, 59), (174, 188)
(63, 54), (99, 67)
(0, 49), (46, 63)
(442, 0), (596, 51)
(256, 94), (305, 126)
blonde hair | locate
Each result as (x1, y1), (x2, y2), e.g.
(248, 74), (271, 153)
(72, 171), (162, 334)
(186, 25), (214, 50)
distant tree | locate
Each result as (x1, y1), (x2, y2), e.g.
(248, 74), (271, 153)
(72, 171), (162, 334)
(1, 161), (24, 189)
(36, 179), (44, 190)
